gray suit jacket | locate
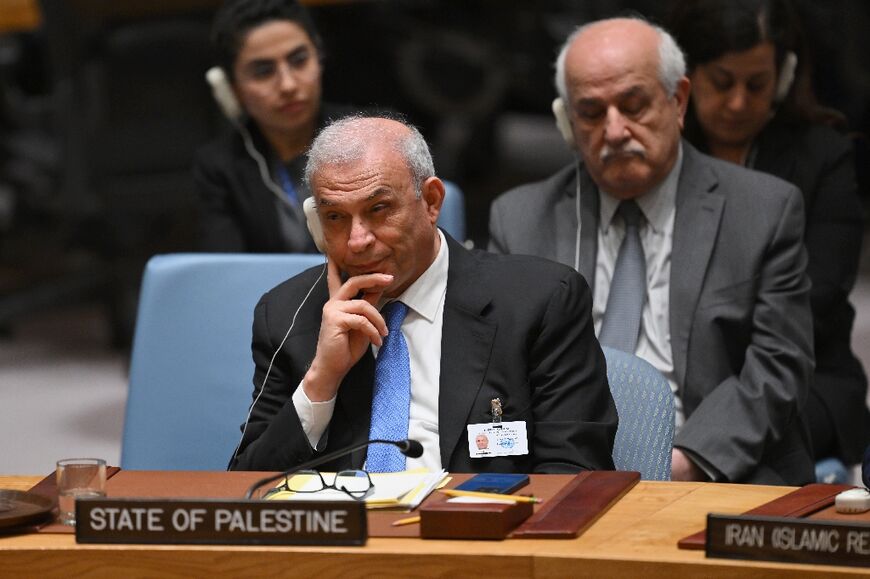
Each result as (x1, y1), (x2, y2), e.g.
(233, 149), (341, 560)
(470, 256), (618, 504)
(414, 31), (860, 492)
(489, 142), (815, 485)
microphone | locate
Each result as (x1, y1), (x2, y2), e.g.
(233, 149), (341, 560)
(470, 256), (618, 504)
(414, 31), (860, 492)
(395, 438), (424, 459)
(244, 438), (423, 499)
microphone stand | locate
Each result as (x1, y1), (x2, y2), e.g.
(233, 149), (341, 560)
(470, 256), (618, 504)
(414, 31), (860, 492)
(244, 438), (421, 499)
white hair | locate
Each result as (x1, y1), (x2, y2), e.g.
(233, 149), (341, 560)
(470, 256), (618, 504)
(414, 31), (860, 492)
(304, 115), (434, 197)
(554, 18), (686, 102)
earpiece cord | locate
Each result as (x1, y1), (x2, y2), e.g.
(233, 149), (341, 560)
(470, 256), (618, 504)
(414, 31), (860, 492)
(574, 157), (582, 273)
(206, 66), (297, 211)
(237, 115), (325, 252)
(237, 121), (298, 210)
(229, 261), (327, 468)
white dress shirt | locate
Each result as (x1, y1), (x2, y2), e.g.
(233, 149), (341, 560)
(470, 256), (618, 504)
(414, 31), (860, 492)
(293, 229), (449, 471)
(591, 146), (685, 428)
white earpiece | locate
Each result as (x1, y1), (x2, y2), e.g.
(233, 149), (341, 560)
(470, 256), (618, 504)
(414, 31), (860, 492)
(206, 66), (244, 123)
(303, 196), (327, 253)
(774, 51), (797, 103)
(552, 97), (576, 148)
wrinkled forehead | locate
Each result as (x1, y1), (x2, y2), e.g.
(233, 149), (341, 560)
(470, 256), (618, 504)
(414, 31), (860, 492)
(308, 118), (412, 180)
(312, 148), (412, 200)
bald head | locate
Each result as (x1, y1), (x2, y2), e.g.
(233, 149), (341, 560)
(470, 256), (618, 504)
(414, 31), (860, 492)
(305, 116), (434, 197)
(552, 17), (690, 199)
(555, 18), (686, 103)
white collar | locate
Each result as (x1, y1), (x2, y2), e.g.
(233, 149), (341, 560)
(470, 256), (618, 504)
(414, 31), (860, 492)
(382, 229), (449, 322)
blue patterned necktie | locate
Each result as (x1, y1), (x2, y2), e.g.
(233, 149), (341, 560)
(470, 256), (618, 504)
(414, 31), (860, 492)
(599, 200), (646, 353)
(366, 301), (411, 472)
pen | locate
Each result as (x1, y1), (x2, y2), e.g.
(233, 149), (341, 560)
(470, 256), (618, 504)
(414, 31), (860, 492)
(391, 515), (421, 527)
(439, 489), (542, 503)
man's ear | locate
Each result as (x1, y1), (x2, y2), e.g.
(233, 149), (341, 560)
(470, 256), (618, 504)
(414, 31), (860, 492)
(674, 76), (691, 130)
(421, 177), (445, 224)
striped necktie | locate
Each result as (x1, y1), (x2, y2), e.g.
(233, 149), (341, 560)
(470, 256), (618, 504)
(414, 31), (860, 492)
(599, 200), (646, 353)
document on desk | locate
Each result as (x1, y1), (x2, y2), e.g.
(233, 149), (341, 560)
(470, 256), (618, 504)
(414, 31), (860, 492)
(267, 470), (448, 511)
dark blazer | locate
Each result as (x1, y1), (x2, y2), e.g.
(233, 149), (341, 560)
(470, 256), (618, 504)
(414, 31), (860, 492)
(489, 142), (815, 485)
(230, 234), (618, 473)
(751, 123), (869, 464)
(193, 121), (312, 253)
(193, 104), (353, 253)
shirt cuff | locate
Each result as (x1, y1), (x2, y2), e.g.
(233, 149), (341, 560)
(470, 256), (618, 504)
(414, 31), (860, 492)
(676, 446), (722, 482)
(292, 381), (336, 450)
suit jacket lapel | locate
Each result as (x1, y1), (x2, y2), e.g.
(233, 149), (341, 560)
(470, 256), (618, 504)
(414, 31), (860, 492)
(336, 352), (375, 468)
(670, 144), (725, 388)
(576, 166), (599, 288)
(438, 235), (498, 467)
(550, 164), (580, 270)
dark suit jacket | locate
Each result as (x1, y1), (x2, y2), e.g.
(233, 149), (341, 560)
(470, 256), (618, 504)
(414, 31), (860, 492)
(230, 234), (618, 473)
(751, 123), (869, 464)
(489, 142), (815, 485)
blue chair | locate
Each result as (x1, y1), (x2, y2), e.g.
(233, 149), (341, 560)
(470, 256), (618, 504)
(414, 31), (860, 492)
(602, 346), (675, 480)
(815, 457), (851, 484)
(121, 253), (324, 470)
(438, 180), (466, 242)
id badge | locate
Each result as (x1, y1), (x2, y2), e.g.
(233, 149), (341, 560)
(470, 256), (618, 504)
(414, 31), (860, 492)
(467, 422), (529, 458)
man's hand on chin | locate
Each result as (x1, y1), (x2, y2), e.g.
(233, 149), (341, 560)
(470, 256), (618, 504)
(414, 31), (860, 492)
(303, 259), (393, 402)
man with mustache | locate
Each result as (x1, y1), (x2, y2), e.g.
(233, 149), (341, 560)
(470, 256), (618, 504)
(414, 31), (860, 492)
(489, 18), (814, 485)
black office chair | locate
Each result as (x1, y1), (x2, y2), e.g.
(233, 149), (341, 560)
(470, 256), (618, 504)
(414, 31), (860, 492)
(14, 1), (221, 343)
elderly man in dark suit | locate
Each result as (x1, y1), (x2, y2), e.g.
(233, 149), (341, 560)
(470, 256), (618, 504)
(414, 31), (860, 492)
(231, 115), (617, 473)
(489, 18), (815, 485)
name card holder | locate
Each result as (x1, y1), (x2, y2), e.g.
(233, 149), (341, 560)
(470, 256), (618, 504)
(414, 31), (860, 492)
(420, 499), (533, 540)
(706, 513), (870, 568)
(75, 498), (366, 546)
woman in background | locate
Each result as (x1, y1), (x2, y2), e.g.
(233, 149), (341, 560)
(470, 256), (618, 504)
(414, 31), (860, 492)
(194, 0), (346, 252)
(669, 0), (869, 468)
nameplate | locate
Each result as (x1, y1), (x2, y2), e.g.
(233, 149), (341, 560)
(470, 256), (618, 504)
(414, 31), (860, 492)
(74, 498), (366, 546)
(706, 513), (870, 568)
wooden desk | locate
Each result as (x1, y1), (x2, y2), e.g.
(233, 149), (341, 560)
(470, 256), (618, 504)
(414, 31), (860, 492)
(0, 475), (864, 578)
(0, 0), (40, 33)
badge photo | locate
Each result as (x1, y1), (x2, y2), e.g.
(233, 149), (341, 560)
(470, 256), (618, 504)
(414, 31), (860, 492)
(467, 421), (529, 458)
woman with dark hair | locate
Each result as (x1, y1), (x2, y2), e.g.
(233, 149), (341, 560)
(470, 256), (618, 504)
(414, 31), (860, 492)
(194, 0), (349, 252)
(669, 0), (869, 468)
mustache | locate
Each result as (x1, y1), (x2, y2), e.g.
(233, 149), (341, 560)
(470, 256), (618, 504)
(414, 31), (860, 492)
(600, 142), (645, 162)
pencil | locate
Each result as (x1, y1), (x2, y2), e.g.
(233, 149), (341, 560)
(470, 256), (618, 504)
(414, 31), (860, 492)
(438, 489), (542, 503)
(391, 515), (421, 527)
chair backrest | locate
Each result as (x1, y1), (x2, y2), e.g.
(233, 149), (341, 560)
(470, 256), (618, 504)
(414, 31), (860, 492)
(121, 253), (324, 470)
(815, 457), (850, 484)
(438, 180), (466, 242)
(602, 346), (674, 480)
